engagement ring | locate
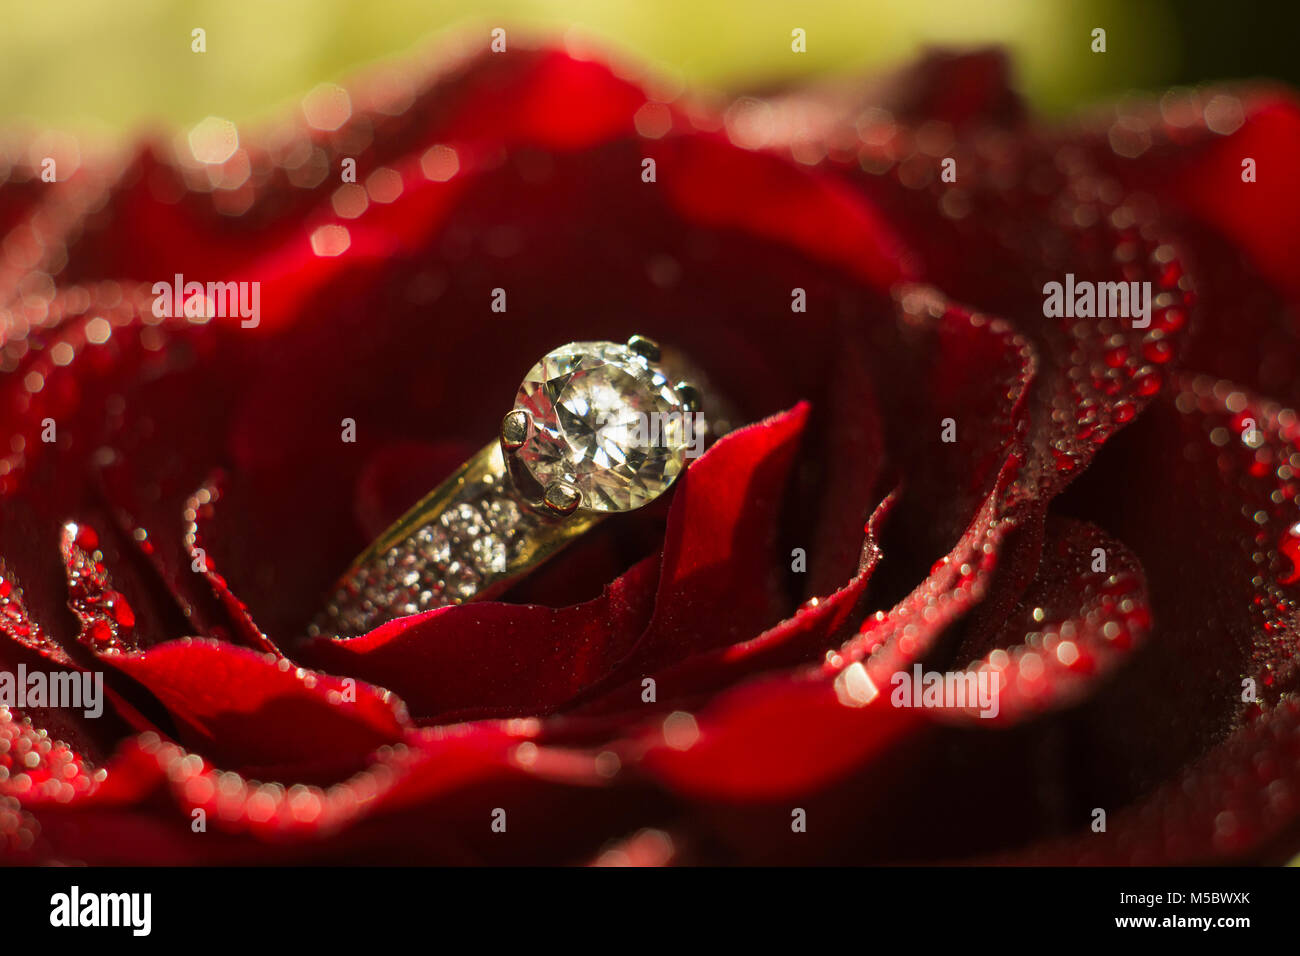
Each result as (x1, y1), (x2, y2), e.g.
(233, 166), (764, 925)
(313, 336), (705, 638)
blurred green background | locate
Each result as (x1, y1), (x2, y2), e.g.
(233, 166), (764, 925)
(1, 0), (1295, 135)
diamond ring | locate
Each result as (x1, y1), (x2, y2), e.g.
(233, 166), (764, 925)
(313, 336), (705, 638)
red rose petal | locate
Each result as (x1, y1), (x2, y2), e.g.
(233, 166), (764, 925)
(5, 45), (1300, 866)
(1001, 699), (1300, 864)
(945, 517), (1152, 723)
(301, 404), (809, 722)
(24, 722), (659, 863)
(1048, 374), (1300, 803)
(301, 557), (660, 723)
(51, 50), (650, 298)
(106, 640), (408, 783)
(1073, 91), (1300, 407)
(550, 489), (898, 742)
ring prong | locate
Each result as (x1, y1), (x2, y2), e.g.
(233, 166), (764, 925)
(674, 381), (702, 413)
(543, 480), (582, 517)
(501, 409), (530, 452)
(627, 335), (660, 362)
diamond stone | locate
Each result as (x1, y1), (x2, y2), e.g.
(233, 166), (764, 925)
(440, 502), (489, 540)
(514, 341), (692, 512)
(414, 525), (450, 565)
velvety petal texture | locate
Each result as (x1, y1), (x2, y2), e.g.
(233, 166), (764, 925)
(1, 42), (1297, 865)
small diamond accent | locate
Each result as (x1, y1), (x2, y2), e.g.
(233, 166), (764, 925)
(414, 525), (450, 565)
(316, 487), (536, 638)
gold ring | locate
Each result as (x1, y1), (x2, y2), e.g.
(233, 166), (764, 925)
(312, 336), (705, 638)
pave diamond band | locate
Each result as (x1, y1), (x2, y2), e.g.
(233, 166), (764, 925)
(311, 442), (599, 638)
(313, 337), (703, 639)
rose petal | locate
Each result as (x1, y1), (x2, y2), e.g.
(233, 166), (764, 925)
(301, 404), (809, 722)
(103, 640), (409, 783)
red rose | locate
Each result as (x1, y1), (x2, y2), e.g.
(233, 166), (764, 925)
(1, 44), (1297, 865)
